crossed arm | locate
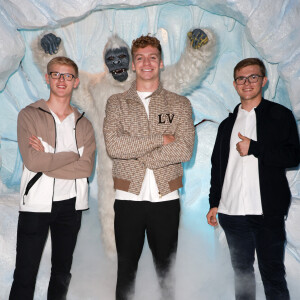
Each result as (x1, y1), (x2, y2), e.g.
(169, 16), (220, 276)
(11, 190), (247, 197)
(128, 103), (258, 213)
(138, 100), (195, 169)
(18, 110), (80, 173)
(27, 132), (95, 180)
(103, 95), (195, 167)
(19, 112), (96, 180)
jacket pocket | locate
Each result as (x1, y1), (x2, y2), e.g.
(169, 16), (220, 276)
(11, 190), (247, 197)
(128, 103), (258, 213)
(23, 172), (43, 204)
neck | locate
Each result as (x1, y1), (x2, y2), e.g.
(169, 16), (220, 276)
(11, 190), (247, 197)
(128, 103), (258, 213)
(136, 79), (160, 92)
(241, 97), (262, 112)
(46, 96), (73, 121)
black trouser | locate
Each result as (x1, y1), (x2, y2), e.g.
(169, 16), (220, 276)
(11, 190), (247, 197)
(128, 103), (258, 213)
(219, 213), (289, 300)
(114, 199), (180, 300)
(9, 198), (82, 300)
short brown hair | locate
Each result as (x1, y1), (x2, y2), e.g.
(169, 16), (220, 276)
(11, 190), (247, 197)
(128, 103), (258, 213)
(234, 58), (266, 79)
(47, 56), (79, 77)
(131, 35), (162, 58)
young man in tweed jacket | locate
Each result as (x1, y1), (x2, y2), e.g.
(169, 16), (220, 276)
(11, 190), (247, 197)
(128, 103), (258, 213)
(104, 35), (195, 300)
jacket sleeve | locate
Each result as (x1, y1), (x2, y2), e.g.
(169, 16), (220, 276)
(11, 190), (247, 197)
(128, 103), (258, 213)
(208, 124), (223, 209)
(138, 97), (195, 169)
(17, 109), (80, 173)
(44, 120), (96, 179)
(248, 109), (300, 168)
(103, 95), (164, 159)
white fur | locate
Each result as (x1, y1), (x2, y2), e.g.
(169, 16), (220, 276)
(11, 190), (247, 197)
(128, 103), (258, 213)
(103, 35), (130, 56)
(32, 30), (216, 259)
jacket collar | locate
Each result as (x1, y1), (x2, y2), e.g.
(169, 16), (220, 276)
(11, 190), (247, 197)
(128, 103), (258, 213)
(124, 80), (164, 100)
(231, 97), (265, 117)
(30, 99), (83, 120)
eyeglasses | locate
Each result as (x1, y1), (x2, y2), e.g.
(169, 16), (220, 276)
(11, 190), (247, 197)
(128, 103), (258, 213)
(48, 72), (76, 81)
(235, 74), (264, 85)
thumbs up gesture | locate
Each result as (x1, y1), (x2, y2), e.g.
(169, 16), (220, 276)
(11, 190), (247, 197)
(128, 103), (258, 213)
(236, 132), (250, 156)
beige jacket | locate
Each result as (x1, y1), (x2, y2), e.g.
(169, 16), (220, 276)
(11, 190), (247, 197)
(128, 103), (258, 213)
(103, 81), (195, 196)
(18, 99), (96, 212)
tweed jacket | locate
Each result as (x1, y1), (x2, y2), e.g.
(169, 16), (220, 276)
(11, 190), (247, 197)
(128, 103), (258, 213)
(103, 81), (195, 196)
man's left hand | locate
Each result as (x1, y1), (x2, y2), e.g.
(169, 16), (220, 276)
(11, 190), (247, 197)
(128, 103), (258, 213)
(187, 29), (208, 49)
(236, 132), (250, 156)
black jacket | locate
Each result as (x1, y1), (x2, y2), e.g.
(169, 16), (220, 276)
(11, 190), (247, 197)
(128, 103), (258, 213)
(209, 99), (300, 216)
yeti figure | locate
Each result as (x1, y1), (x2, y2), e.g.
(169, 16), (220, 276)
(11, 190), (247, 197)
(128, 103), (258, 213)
(32, 29), (216, 257)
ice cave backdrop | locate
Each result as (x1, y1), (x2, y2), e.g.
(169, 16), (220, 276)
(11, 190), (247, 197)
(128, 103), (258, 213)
(0, 1), (300, 299)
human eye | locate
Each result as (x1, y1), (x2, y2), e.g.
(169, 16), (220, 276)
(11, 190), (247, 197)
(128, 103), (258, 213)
(248, 74), (260, 83)
(64, 73), (74, 80)
(236, 76), (245, 83)
(51, 72), (60, 78)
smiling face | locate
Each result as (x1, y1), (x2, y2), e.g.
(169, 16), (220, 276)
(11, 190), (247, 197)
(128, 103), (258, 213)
(233, 64), (267, 108)
(132, 45), (163, 89)
(45, 63), (79, 100)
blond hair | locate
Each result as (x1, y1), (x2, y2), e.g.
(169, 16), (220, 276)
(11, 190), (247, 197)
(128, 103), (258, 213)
(47, 56), (79, 77)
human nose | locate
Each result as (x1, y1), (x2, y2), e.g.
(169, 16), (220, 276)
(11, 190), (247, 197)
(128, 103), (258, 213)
(144, 57), (150, 65)
(58, 73), (65, 81)
(244, 77), (250, 85)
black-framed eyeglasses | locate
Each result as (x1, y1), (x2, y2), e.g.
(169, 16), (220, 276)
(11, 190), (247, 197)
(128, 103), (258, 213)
(235, 74), (264, 85)
(48, 72), (76, 81)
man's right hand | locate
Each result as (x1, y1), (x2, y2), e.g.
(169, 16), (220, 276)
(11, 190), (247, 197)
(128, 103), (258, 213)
(206, 207), (218, 226)
(163, 134), (175, 145)
(41, 33), (61, 55)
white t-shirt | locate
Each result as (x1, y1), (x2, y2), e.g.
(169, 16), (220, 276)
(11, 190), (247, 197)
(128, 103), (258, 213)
(50, 110), (77, 201)
(218, 105), (262, 215)
(115, 91), (179, 202)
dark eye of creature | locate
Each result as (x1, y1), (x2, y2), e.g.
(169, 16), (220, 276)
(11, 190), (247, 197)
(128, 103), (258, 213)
(107, 56), (114, 61)
(118, 54), (127, 59)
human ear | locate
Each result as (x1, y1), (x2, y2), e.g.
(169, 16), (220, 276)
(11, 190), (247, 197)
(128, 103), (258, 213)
(262, 76), (268, 87)
(45, 73), (50, 85)
(132, 61), (136, 72)
(73, 77), (80, 88)
(160, 59), (164, 69)
(233, 80), (237, 91)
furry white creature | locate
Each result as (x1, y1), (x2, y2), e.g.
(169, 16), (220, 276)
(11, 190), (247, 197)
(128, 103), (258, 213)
(32, 29), (216, 258)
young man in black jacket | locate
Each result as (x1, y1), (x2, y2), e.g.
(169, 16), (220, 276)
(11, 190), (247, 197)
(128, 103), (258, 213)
(207, 58), (300, 300)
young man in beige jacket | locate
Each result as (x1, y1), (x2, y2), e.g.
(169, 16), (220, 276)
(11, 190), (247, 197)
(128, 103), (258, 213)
(104, 35), (196, 300)
(9, 56), (96, 300)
